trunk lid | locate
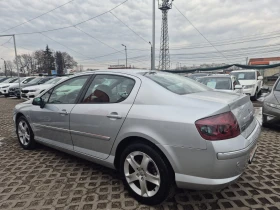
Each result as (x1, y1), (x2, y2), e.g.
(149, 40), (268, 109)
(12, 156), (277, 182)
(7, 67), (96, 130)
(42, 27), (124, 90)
(187, 91), (256, 139)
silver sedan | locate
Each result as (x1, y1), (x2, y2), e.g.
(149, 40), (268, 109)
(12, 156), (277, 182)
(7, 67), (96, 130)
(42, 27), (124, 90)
(13, 70), (261, 205)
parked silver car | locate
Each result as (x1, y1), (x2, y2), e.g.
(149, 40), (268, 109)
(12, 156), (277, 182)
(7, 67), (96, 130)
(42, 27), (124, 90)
(13, 70), (261, 205)
(263, 77), (280, 126)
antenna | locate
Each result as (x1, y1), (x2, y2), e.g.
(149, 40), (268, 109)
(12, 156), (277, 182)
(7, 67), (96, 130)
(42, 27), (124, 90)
(158, 0), (173, 70)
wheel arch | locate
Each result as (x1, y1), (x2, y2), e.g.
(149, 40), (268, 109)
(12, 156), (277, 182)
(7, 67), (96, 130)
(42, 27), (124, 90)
(113, 136), (175, 179)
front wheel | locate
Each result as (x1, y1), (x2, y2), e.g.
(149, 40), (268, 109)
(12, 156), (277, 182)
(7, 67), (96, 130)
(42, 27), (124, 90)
(251, 88), (258, 101)
(262, 114), (269, 128)
(120, 143), (174, 205)
(16, 116), (36, 150)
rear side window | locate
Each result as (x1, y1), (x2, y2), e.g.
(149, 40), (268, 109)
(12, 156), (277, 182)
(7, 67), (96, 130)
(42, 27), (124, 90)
(145, 72), (210, 95)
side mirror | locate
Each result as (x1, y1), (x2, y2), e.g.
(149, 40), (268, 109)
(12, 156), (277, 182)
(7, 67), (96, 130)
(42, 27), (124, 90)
(258, 76), (264, 80)
(32, 97), (45, 109)
(235, 85), (243, 90)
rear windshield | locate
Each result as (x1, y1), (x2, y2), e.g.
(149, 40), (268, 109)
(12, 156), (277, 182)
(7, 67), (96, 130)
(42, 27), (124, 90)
(198, 77), (232, 90)
(231, 72), (256, 80)
(144, 72), (210, 95)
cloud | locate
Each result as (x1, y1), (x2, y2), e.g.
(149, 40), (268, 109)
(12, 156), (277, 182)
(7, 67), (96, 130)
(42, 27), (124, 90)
(0, 0), (280, 70)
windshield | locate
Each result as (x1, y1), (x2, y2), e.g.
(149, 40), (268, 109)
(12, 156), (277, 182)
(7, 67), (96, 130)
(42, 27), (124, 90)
(145, 72), (210, 95)
(9, 78), (18, 83)
(22, 77), (35, 84)
(275, 80), (280, 91)
(44, 77), (64, 85)
(198, 77), (232, 90)
(231, 72), (256, 80)
(0, 78), (10, 83)
(28, 77), (42, 84)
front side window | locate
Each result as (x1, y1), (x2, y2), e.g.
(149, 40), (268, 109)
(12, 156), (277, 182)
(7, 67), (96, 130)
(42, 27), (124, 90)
(275, 80), (280, 91)
(82, 75), (135, 103)
(231, 72), (256, 80)
(48, 76), (89, 104)
(144, 72), (210, 95)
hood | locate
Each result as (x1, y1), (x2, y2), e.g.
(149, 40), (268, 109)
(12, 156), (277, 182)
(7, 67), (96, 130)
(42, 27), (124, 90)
(23, 84), (51, 91)
(0, 83), (11, 88)
(238, 80), (257, 86)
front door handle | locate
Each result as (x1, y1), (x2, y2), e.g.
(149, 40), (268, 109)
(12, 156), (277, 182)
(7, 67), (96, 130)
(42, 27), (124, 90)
(107, 112), (122, 119)
(59, 109), (68, 116)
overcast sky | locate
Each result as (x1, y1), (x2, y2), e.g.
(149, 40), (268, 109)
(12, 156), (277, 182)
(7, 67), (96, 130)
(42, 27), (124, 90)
(1, 0), (280, 70)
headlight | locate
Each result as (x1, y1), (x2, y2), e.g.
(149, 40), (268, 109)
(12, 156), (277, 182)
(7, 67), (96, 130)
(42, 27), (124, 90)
(243, 85), (255, 89)
(266, 103), (280, 109)
(1, 86), (9, 88)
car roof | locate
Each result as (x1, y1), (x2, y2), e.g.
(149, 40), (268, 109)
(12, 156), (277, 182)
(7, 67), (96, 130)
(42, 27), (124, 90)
(231, 70), (258, 73)
(75, 69), (152, 77)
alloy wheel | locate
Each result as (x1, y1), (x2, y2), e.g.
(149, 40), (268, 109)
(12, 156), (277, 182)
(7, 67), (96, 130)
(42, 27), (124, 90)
(124, 151), (161, 197)
(18, 120), (30, 146)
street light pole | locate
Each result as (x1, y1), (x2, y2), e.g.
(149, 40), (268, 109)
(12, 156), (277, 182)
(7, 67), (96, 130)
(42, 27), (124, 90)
(149, 42), (153, 70)
(122, 44), (127, 68)
(152, 0), (156, 70)
(0, 34), (21, 97)
(1, 58), (7, 77)
(13, 35), (21, 98)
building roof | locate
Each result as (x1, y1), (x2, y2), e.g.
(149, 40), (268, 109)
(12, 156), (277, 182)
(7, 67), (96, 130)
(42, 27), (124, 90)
(249, 57), (280, 65)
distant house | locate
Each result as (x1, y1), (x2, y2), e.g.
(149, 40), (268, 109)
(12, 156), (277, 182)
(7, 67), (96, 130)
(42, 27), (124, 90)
(248, 57), (280, 77)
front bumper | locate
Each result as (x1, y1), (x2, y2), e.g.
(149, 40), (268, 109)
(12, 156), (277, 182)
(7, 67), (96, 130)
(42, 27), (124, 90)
(159, 120), (261, 190)
(0, 88), (9, 95)
(242, 88), (255, 96)
(263, 103), (280, 122)
(21, 91), (39, 99)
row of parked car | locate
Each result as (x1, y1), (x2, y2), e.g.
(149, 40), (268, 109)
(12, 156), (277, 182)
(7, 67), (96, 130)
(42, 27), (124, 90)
(187, 70), (264, 101)
(187, 69), (280, 127)
(0, 76), (68, 99)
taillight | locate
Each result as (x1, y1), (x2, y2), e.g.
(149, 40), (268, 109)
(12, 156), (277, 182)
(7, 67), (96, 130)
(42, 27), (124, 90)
(195, 112), (240, 141)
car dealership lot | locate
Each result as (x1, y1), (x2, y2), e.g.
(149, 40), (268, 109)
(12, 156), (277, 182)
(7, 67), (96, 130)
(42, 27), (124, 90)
(0, 97), (279, 210)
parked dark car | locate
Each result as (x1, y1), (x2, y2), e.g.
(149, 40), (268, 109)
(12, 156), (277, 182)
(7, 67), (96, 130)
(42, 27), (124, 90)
(266, 73), (279, 82)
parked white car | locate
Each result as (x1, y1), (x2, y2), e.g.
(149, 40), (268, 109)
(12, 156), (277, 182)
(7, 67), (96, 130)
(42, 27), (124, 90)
(230, 70), (263, 100)
(197, 75), (243, 93)
(21, 77), (67, 99)
(0, 77), (33, 97)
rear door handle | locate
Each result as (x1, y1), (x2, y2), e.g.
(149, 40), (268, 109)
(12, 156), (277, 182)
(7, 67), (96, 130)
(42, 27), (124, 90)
(59, 109), (68, 116)
(107, 112), (122, 119)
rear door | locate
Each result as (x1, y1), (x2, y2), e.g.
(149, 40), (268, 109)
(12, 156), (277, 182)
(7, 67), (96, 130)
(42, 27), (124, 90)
(70, 73), (141, 159)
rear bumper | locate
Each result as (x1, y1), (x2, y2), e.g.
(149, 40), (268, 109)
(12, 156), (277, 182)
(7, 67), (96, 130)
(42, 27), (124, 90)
(159, 120), (261, 191)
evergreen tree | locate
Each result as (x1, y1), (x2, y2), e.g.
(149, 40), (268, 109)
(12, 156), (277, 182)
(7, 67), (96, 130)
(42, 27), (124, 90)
(43, 45), (55, 75)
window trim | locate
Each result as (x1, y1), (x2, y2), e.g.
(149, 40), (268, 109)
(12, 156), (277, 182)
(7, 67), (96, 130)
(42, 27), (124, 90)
(42, 75), (92, 105)
(78, 74), (136, 104)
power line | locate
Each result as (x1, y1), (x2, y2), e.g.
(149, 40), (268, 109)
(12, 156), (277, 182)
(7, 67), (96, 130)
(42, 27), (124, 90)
(0, 0), (75, 33)
(173, 3), (230, 62)
(0, 37), (12, 46)
(109, 11), (149, 44)
(6, 0), (129, 36)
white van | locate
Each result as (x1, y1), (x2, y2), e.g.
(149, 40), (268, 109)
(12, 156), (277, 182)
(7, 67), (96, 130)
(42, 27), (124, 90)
(230, 70), (263, 100)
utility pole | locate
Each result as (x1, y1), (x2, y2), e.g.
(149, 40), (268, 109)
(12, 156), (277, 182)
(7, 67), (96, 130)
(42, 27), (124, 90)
(246, 57), (249, 65)
(1, 58), (7, 77)
(122, 44), (127, 68)
(149, 42), (153, 70)
(13, 35), (21, 98)
(152, 0), (156, 70)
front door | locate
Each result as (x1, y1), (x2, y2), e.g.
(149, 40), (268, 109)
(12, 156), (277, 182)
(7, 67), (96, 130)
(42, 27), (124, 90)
(30, 75), (90, 150)
(70, 74), (140, 159)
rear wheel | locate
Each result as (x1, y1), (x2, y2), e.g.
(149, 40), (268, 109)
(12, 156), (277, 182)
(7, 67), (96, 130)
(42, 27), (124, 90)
(16, 116), (36, 150)
(120, 143), (174, 205)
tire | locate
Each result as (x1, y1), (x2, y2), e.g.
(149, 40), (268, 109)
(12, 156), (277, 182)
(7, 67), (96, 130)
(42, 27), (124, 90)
(16, 116), (36, 150)
(262, 114), (269, 128)
(251, 88), (258, 101)
(4, 94), (9, 98)
(120, 143), (174, 205)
